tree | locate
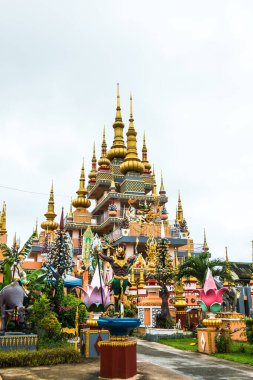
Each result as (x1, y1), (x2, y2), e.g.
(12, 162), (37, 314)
(177, 252), (230, 287)
(152, 238), (174, 318)
(44, 227), (73, 310)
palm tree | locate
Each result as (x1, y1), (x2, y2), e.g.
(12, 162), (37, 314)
(176, 252), (230, 287)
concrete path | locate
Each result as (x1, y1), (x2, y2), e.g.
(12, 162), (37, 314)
(0, 341), (253, 379)
(137, 340), (253, 380)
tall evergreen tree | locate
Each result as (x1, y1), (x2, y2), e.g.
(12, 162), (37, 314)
(45, 209), (73, 309)
(153, 238), (174, 318)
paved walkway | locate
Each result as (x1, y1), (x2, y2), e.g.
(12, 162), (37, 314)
(0, 340), (253, 379)
(137, 340), (253, 380)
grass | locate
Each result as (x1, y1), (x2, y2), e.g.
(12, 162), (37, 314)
(159, 337), (253, 366)
(159, 338), (198, 352)
(213, 341), (253, 366)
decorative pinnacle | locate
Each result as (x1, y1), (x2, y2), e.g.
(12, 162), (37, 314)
(89, 143), (97, 183)
(107, 83), (127, 160)
(152, 165), (157, 196)
(224, 246), (234, 286)
(41, 184), (58, 231)
(142, 131), (151, 174)
(72, 160), (91, 209)
(203, 229), (209, 252)
(68, 199), (73, 220)
(177, 191), (183, 223)
(159, 170), (165, 194)
(98, 127), (110, 169)
(120, 94), (144, 174)
(115, 82), (122, 122)
(187, 239), (191, 259)
(0, 201), (7, 234)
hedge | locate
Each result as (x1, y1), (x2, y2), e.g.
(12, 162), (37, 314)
(0, 347), (82, 368)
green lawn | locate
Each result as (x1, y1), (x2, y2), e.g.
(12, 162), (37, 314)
(159, 338), (198, 352)
(213, 341), (253, 366)
(159, 338), (253, 366)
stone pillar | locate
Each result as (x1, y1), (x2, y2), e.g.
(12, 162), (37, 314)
(99, 339), (137, 379)
(174, 281), (187, 328)
(197, 328), (217, 354)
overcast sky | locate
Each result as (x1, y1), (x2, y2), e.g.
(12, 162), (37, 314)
(0, 1), (253, 262)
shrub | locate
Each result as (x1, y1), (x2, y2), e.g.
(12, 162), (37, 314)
(215, 329), (232, 353)
(58, 294), (87, 328)
(124, 304), (137, 318)
(39, 313), (62, 339)
(0, 347), (82, 368)
(245, 318), (253, 344)
(155, 313), (175, 329)
(28, 294), (51, 327)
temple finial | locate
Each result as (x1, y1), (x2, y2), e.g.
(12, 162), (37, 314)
(72, 160), (91, 209)
(41, 184), (58, 231)
(203, 228), (209, 252)
(152, 165), (157, 196)
(88, 142), (97, 185)
(159, 170), (166, 195)
(116, 83), (122, 121)
(177, 191), (183, 223)
(98, 127), (110, 170)
(120, 94), (144, 175)
(224, 246), (234, 286)
(142, 131), (151, 174)
(107, 83), (127, 161)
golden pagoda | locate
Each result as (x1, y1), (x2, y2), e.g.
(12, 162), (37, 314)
(98, 127), (110, 170)
(203, 229), (209, 252)
(152, 166), (157, 196)
(120, 95), (144, 174)
(142, 132), (151, 175)
(223, 246), (235, 287)
(88, 143), (97, 185)
(72, 161), (91, 209)
(41, 184), (59, 231)
(159, 171), (166, 196)
(67, 199), (74, 222)
(107, 83), (127, 161)
(0, 202), (7, 235)
(177, 191), (183, 223)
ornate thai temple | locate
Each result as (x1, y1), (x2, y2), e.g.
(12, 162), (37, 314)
(3, 84), (252, 326)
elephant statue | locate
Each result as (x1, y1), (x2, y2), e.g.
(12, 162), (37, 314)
(0, 281), (26, 332)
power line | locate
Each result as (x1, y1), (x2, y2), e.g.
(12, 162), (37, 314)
(0, 185), (70, 198)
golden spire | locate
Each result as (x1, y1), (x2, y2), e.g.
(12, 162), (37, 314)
(120, 94), (144, 175)
(159, 170), (166, 195)
(0, 202), (7, 235)
(175, 206), (179, 224)
(175, 249), (179, 268)
(98, 127), (110, 170)
(152, 166), (157, 196)
(107, 83), (127, 160)
(72, 161), (91, 209)
(41, 183), (59, 231)
(203, 229), (209, 252)
(34, 218), (38, 239)
(88, 143), (97, 184)
(68, 199), (73, 221)
(224, 246), (234, 286)
(187, 239), (191, 259)
(142, 131), (151, 174)
(177, 191), (183, 223)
